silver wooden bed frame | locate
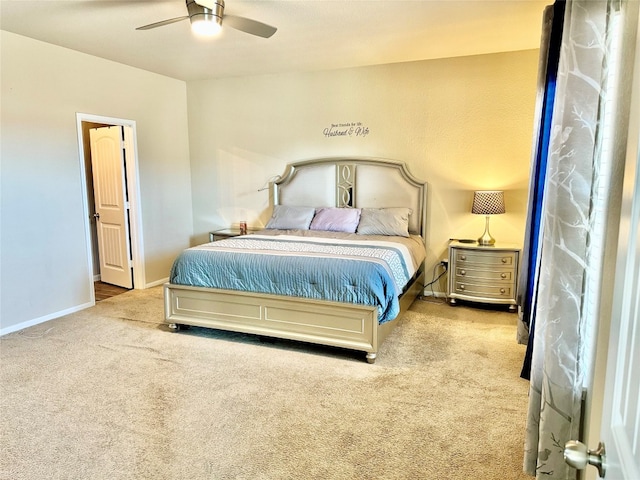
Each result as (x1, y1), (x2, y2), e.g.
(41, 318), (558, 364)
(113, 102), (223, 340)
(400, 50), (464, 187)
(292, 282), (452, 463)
(164, 157), (427, 363)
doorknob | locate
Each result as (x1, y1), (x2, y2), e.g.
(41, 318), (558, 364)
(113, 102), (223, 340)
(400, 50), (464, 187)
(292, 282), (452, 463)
(93, 213), (100, 220)
(564, 440), (606, 478)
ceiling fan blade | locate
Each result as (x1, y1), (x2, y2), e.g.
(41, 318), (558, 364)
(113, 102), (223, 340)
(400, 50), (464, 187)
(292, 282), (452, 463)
(136, 16), (189, 31)
(224, 14), (277, 38)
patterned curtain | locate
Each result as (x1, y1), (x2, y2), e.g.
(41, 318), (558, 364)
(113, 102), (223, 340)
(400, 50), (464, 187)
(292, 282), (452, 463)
(523, 0), (623, 477)
(516, 0), (565, 376)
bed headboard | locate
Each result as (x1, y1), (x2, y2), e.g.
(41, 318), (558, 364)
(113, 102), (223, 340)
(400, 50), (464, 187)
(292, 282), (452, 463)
(272, 157), (427, 239)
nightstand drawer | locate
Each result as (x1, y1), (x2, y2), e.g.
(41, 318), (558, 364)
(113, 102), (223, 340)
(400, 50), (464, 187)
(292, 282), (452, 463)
(454, 267), (514, 283)
(452, 281), (514, 299)
(453, 250), (517, 267)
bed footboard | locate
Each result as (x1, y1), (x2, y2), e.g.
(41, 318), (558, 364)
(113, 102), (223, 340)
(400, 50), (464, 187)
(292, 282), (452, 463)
(164, 266), (424, 363)
(164, 284), (384, 361)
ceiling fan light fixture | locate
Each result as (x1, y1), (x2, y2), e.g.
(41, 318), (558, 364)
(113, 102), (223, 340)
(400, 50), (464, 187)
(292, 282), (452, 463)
(136, 0), (276, 39)
(190, 15), (222, 36)
(187, 0), (223, 36)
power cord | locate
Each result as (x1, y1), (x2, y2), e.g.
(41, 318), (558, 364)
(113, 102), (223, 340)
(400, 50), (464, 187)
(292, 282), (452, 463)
(421, 261), (448, 304)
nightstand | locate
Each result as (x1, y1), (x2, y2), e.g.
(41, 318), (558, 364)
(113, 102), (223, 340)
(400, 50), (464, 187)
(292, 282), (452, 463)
(447, 241), (520, 311)
(209, 227), (258, 242)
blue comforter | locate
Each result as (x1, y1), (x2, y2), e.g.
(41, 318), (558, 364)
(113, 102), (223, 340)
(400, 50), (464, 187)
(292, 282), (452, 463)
(169, 234), (418, 323)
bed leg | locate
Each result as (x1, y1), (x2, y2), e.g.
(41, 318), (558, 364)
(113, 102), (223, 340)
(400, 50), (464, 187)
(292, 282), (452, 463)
(366, 352), (377, 364)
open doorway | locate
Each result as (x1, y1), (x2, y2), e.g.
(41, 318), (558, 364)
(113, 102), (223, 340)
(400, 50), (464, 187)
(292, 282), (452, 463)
(76, 114), (145, 303)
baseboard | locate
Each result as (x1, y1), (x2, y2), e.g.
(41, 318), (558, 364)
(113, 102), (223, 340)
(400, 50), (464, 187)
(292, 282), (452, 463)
(145, 277), (169, 288)
(422, 290), (447, 299)
(0, 301), (94, 336)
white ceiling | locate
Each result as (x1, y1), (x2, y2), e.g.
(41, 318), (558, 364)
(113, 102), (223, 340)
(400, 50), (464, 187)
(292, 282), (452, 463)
(0, 0), (550, 81)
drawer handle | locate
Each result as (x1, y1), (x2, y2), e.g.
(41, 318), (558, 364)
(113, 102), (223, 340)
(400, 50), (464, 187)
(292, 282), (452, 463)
(460, 255), (466, 261)
(501, 273), (507, 279)
(459, 284), (465, 290)
(460, 270), (466, 276)
(501, 258), (508, 263)
(500, 288), (506, 294)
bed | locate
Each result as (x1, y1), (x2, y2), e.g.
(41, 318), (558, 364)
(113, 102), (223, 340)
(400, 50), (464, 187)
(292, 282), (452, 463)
(164, 157), (427, 363)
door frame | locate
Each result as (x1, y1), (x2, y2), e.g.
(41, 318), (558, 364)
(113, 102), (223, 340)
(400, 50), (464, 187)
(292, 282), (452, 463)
(76, 113), (145, 301)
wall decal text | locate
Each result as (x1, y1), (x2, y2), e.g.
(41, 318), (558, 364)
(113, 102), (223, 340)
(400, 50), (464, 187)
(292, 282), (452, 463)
(323, 122), (370, 138)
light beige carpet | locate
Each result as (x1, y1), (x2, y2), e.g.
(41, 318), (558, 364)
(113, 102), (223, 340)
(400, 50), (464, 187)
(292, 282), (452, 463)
(1, 287), (530, 480)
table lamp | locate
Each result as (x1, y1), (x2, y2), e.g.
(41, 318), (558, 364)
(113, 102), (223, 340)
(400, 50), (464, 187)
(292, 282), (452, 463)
(472, 190), (505, 246)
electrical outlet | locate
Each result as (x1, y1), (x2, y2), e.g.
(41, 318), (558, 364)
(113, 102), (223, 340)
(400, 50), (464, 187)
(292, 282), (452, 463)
(440, 259), (448, 268)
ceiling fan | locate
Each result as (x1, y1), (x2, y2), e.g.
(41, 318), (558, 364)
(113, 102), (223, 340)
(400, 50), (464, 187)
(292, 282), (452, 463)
(136, 0), (277, 38)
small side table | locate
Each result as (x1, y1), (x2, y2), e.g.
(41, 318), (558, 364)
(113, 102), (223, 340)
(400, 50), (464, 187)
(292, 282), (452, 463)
(447, 240), (520, 311)
(209, 227), (259, 242)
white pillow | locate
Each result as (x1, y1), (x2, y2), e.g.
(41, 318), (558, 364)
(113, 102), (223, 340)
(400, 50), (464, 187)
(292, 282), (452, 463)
(356, 208), (412, 237)
(265, 205), (316, 230)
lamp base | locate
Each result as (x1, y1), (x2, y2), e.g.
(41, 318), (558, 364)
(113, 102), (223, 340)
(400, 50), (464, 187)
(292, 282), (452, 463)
(477, 216), (496, 246)
(477, 235), (496, 246)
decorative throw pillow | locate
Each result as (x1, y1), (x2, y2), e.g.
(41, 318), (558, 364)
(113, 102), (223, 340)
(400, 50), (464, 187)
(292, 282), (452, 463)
(309, 207), (361, 233)
(356, 207), (412, 237)
(265, 205), (316, 230)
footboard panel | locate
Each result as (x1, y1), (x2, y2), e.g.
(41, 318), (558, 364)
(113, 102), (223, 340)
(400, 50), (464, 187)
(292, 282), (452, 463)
(164, 283), (379, 354)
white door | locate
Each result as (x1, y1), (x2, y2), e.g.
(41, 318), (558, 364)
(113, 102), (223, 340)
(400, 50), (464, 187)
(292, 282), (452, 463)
(596, 121), (640, 479)
(89, 126), (133, 289)
(567, 115), (639, 480)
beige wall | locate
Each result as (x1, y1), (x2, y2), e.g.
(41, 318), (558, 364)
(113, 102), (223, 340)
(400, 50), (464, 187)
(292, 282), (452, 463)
(187, 49), (540, 290)
(0, 30), (539, 333)
(0, 31), (193, 333)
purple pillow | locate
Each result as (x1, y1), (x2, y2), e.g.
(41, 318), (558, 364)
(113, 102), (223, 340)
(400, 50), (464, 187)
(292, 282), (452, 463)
(309, 207), (361, 233)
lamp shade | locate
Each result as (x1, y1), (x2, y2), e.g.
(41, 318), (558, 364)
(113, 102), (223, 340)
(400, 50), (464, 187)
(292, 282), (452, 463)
(472, 190), (506, 215)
